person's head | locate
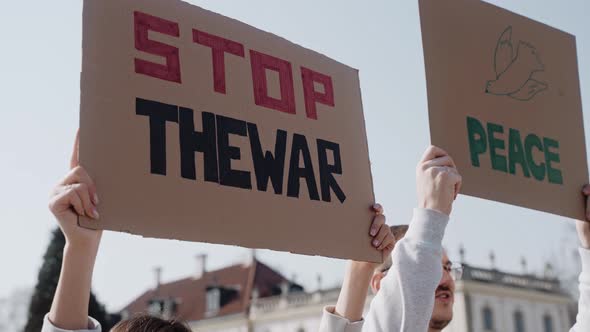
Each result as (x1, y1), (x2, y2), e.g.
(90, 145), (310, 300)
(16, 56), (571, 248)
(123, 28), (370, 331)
(430, 251), (455, 330)
(369, 225), (459, 331)
(112, 315), (191, 332)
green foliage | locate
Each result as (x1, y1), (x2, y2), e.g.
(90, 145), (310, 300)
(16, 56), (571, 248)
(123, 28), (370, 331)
(23, 228), (119, 331)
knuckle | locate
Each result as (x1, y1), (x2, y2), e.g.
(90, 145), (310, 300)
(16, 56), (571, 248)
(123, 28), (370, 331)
(48, 201), (56, 212)
(374, 215), (384, 225)
(64, 184), (76, 194)
(72, 165), (84, 175)
(77, 183), (88, 192)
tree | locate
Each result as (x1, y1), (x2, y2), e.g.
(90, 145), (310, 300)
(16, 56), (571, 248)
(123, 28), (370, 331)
(23, 228), (118, 331)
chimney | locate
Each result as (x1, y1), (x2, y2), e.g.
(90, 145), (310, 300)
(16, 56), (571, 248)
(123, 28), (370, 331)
(195, 254), (207, 280)
(544, 262), (554, 279)
(459, 244), (466, 264)
(489, 251), (496, 270)
(520, 256), (528, 274)
(243, 249), (256, 267)
(312, 274), (323, 303)
(154, 266), (162, 290)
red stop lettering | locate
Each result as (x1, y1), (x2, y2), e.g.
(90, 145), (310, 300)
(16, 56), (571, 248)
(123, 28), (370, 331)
(134, 11), (181, 83)
(301, 67), (335, 120)
(193, 29), (245, 94)
(250, 50), (296, 115)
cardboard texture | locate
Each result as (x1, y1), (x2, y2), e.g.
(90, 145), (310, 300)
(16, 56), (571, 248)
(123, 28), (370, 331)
(419, 0), (588, 220)
(79, 0), (379, 262)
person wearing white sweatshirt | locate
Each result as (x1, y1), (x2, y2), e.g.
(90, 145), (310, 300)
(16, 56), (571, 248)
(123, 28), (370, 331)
(319, 145), (462, 332)
(319, 147), (590, 332)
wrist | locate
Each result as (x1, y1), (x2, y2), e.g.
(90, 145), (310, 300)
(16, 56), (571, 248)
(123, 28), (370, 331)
(422, 202), (451, 216)
(349, 260), (377, 274)
(64, 240), (100, 257)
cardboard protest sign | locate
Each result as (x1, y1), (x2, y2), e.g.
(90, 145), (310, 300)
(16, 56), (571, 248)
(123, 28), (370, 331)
(419, 0), (588, 220)
(78, 0), (379, 261)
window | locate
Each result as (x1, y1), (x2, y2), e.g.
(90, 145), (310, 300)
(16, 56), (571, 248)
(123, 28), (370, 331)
(206, 288), (220, 314)
(482, 306), (494, 330)
(147, 299), (164, 316)
(514, 310), (525, 332)
(146, 298), (178, 319)
(543, 314), (554, 332)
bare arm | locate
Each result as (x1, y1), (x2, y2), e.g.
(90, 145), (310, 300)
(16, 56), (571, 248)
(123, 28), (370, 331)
(333, 263), (374, 322)
(46, 133), (102, 330)
(50, 241), (100, 329)
(318, 205), (395, 332)
(334, 205), (394, 322)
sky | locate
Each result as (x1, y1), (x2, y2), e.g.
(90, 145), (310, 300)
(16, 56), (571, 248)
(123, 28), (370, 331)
(0, 0), (589, 311)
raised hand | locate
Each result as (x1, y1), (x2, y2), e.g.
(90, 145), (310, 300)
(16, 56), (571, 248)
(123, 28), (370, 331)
(369, 204), (396, 261)
(47, 131), (102, 330)
(416, 146), (462, 216)
(48, 132), (101, 248)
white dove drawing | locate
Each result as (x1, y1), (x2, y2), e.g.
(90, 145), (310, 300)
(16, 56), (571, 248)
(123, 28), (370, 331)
(485, 26), (548, 101)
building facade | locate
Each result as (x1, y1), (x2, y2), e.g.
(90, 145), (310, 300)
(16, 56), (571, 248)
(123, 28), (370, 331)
(444, 263), (573, 332)
(122, 256), (575, 332)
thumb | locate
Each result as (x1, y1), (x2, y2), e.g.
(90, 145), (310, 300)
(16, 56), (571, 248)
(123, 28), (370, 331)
(70, 130), (80, 169)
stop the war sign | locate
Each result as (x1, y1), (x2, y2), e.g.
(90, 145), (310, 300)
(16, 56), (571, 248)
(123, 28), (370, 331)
(420, 0), (588, 220)
(79, 0), (379, 261)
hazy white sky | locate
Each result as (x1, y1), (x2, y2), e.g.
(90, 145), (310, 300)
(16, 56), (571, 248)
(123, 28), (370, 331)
(0, 0), (588, 311)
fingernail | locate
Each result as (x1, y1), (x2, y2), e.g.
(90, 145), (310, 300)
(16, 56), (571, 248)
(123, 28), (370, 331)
(92, 209), (100, 219)
(370, 228), (377, 236)
(94, 193), (100, 205)
(373, 239), (380, 247)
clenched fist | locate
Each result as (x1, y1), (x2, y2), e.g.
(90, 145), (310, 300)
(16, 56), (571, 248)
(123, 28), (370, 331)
(416, 146), (462, 216)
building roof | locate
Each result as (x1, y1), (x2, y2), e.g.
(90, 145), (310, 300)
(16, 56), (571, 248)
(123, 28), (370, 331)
(461, 263), (565, 295)
(121, 259), (301, 322)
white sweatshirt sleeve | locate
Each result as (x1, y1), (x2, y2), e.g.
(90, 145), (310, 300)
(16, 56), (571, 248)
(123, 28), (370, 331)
(319, 306), (364, 332)
(318, 208), (448, 332)
(363, 208), (448, 332)
(41, 314), (101, 332)
(570, 248), (590, 332)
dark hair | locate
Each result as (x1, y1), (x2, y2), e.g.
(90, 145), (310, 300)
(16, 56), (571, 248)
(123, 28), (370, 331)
(111, 315), (192, 332)
(376, 225), (409, 273)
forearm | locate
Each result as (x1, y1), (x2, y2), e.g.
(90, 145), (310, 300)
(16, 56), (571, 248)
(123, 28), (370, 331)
(364, 208), (448, 331)
(334, 262), (374, 322)
(49, 242), (99, 329)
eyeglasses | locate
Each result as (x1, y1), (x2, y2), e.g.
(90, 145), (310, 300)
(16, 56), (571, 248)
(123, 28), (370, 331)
(443, 262), (463, 280)
(381, 262), (463, 281)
